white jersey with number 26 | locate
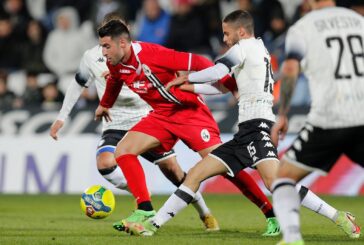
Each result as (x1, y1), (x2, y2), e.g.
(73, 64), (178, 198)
(286, 7), (364, 128)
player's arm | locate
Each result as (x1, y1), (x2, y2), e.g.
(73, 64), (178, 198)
(50, 53), (92, 140)
(96, 64), (123, 122)
(179, 74), (235, 95)
(271, 27), (306, 146)
(166, 44), (242, 90)
(152, 44), (215, 71)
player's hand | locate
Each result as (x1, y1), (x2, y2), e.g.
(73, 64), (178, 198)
(165, 74), (188, 91)
(50, 120), (64, 141)
(101, 71), (110, 79)
(270, 115), (289, 147)
(179, 83), (195, 93)
(95, 105), (112, 122)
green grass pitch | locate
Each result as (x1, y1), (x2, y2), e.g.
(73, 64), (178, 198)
(0, 194), (363, 245)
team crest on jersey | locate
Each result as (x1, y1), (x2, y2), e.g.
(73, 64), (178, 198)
(200, 129), (210, 142)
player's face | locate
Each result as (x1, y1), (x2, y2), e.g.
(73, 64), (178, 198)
(99, 36), (125, 65)
(222, 22), (240, 48)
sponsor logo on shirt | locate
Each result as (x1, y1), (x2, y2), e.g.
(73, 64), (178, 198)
(258, 122), (269, 129)
(132, 81), (149, 93)
(266, 151), (276, 157)
(96, 57), (105, 62)
(120, 69), (131, 74)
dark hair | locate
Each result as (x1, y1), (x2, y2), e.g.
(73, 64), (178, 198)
(97, 19), (131, 41)
(101, 12), (128, 26)
(223, 10), (254, 35)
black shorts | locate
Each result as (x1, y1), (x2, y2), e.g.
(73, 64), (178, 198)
(283, 123), (364, 174)
(210, 119), (279, 177)
(97, 129), (176, 164)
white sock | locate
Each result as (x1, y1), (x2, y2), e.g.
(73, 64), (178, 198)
(152, 184), (195, 227)
(101, 166), (128, 190)
(191, 191), (210, 217)
(296, 184), (337, 221)
(272, 178), (302, 243)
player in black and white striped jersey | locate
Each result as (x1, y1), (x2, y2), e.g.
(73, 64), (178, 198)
(271, 0), (363, 244)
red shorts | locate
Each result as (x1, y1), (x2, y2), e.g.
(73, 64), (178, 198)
(130, 106), (222, 153)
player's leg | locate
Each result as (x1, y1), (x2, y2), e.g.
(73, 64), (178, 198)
(269, 159), (306, 244)
(182, 119), (279, 235)
(272, 125), (361, 243)
(142, 150), (219, 231)
(96, 130), (127, 190)
(224, 171), (278, 236)
(127, 155), (228, 236)
(113, 115), (179, 231)
(114, 131), (160, 212)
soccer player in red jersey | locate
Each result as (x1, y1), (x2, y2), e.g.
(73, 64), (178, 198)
(95, 19), (279, 235)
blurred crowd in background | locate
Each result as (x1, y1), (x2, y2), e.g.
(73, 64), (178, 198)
(0, 0), (363, 111)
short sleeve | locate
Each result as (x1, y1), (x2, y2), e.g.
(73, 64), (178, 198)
(75, 52), (93, 87)
(285, 26), (307, 61)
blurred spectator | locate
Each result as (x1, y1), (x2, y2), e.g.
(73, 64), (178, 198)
(20, 72), (43, 107)
(21, 20), (49, 73)
(263, 7), (287, 65)
(255, 0), (285, 38)
(350, 0), (364, 16)
(90, 0), (129, 29)
(0, 0), (30, 39)
(0, 70), (17, 109)
(0, 13), (22, 70)
(43, 6), (93, 92)
(195, 0), (222, 56)
(25, 0), (46, 20)
(166, 0), (211, 55)
(134, 0), (170, 45)
(291, 0), (311, 24)
(43, 0), (92, 30)
(41, 82), (64, 110)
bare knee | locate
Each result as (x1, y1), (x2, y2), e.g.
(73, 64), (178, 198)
(97, 152), (116, 170)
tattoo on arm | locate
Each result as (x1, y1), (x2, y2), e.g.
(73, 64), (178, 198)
(279, 75), (296, 115)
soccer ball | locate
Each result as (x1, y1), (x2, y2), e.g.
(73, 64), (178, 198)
(80, 185), (115, 219)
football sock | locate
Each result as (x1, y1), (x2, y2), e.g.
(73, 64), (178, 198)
(191, 191), (211, 217)
(151, 184), (195, 227)
(226, 170), (275, 218)
(296, 184), (337, 221)
(116, 154), (153, 211)
(272, 178), (302, 243)
(98, 165), (128, 190)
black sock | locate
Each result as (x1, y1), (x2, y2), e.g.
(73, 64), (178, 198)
(138, 201), (154, 211)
